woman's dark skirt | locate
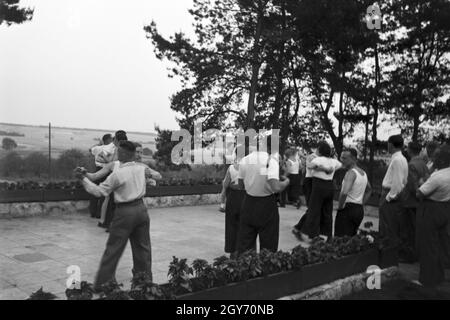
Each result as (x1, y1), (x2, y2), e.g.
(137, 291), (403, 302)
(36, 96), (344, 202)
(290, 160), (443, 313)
(225, 189), (245, 253)
(287, 173), (301, 202)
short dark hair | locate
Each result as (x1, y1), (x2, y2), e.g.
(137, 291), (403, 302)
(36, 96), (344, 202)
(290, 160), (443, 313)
(344, 148), (358, 160)
(388, 135), (404, 149)
(408, 141), (422, 156)
(317, 141), (331, 158)
(119, 140), (136, 153)
(434, 145), (450, 169)
(426, 141), (440, 158)
(115, 130), (128, 142)
(102, 134), (112, 144)
(285, 148), (296, 158)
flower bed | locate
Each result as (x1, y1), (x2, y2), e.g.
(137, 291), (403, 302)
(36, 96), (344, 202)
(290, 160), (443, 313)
(28, 233), (398, 300)
(0, 179), (222, 203)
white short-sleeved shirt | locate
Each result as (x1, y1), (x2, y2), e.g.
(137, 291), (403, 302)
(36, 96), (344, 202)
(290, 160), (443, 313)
(238, 151), (279, 197)
(286, 159), (300, 174)
(305, 153), (318, 178)
(419, 167), (450, 202)
(83, 162), (146, 203)
(311, 156), (342, 180)
(91, 143), (115, 167)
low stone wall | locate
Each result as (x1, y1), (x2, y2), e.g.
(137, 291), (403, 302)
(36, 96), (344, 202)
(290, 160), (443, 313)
(279, 266), (399, 300)
(0, 194), (221, 219)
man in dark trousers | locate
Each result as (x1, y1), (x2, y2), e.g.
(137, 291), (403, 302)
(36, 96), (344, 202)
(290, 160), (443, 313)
(379, 135), (408, 249)
(401, 141), (429, 262)
(237, 146), (290, 253)
(76, 141), (154, 290)
(416, 145), (450, 288)
(334, 148), (372, 237)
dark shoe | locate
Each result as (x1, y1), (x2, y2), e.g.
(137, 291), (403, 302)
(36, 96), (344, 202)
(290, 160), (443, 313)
(97, 222), (106, 228)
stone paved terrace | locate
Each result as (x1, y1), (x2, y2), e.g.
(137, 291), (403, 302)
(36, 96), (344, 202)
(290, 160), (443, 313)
(1, 203), (380, 300)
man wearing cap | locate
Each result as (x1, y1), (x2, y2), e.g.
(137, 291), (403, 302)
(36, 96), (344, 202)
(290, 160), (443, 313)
(76, 141), (154, 290)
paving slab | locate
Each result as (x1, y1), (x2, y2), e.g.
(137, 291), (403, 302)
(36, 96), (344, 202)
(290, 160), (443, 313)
(0, 203), (379, 299)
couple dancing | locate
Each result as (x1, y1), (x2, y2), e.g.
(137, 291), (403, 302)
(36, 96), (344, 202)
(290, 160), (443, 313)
(75, 132), (161, 290)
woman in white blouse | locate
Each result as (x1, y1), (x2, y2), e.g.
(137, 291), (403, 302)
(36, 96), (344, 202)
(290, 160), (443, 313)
(298, 141), (342, 243)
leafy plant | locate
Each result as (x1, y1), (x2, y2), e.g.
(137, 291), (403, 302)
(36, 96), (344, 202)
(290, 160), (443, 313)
(97, 280), (131, 300)
(27, 287), (57, 300)
(168, 256), (193, 295)
(129, 272), (167, 300)
(65, 281), (94, 300)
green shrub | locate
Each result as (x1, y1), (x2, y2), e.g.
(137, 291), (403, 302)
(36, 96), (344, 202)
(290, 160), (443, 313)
(0, 151), (23, 177)
(2, 137), (18, 150)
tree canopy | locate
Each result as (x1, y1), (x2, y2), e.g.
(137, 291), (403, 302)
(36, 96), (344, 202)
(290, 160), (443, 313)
(146, 0), (450, 161)
(0, 0), (34, 26)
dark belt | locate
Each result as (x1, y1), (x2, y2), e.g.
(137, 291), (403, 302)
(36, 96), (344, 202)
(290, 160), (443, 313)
(245, 193), (276, 200)
(115, 198), (144, 208)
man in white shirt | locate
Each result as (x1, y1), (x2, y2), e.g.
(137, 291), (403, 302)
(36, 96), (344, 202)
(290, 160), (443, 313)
(75, 141), (154, 290)
(335, 148), (372, 237)
(379, 134), (409, 249)
(237, 146), (290, 253)
(90, 134), (114, 169)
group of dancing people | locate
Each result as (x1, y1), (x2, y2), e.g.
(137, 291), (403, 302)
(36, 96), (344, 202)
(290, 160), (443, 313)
(219, 136), (450, 290)
(73, 130), (449, 292)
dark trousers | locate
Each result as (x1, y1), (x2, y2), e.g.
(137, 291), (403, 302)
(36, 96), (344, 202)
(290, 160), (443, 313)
(104, 194), (116, 227)
(294, 177), (313, 231)
(94, 199), (152, 289)
(400, 207), (418, 261)
(225, 189), (245, 253)
(303, 177), (313, 205)
(238, 194), (279, 254)
(334, 203), (364, 237)
(287, 173), (302, 202)
(89, 166), (106, 218)
(379, 193), (403, 248)
(301, 178), (334, 238)
(417, 200), (450, 287)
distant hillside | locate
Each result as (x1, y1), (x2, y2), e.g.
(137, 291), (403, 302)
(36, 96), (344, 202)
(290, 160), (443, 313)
(0, 123), (157, 158)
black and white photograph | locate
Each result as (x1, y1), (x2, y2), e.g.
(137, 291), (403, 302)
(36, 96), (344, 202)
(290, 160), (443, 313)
(0, 0), (450, 306)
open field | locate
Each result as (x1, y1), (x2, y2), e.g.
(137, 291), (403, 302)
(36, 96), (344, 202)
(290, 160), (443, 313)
(0, 123), (157, 158)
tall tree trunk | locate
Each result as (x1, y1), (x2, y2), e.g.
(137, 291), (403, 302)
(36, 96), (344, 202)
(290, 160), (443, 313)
(269, 3), (287, 130)
(363, 104), (370, 161)
(369, 43), (380, 184)
(337, 90), (344, 158)
(412, 100), (421, 142)
(246, 6), (264, 130)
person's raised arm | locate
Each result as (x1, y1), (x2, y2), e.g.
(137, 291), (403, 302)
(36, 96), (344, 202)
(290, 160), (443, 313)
(338, 170), (356, 209)
(308, 157), (333, 174)
(144, 166), (162, 180)
(84, 163), (114, 182)
(77, 171), (121, 198)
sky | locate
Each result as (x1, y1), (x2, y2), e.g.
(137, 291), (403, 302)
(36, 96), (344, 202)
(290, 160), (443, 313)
(0, 0), (194, 133)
